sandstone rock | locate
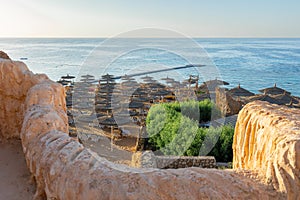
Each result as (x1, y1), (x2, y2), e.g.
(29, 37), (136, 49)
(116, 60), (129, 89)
(0, 51), (10, 60)
(0, 60), (49, 139)
(233, 101), (300, 199)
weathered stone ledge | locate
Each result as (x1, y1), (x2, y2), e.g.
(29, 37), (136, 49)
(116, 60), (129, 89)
(233, 101), (300, 199)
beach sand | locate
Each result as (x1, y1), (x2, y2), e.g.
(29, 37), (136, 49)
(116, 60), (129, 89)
(0, 139), (35, 200)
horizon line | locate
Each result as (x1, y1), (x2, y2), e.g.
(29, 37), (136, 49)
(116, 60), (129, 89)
(0, 36), (300, 39)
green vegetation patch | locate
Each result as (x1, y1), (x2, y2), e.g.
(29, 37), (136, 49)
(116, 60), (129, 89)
(146, 100), (234, 162)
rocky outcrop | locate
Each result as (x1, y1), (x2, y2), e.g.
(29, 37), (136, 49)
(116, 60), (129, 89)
(0, 59), (48, 139)
(0, 55), (284, 199)
(233, 101), (300, 199)
(0, 51), (10, 60)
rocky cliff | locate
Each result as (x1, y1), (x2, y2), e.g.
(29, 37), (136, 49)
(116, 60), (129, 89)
(233, 101), (300, 199)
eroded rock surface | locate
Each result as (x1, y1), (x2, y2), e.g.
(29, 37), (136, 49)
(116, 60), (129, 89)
(0, 59), (48, 139)
(0, 51), (10, 60)
(233, 101), (300, 199)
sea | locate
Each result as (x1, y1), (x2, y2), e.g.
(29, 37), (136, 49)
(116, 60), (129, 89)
(1, 38), (300, 96)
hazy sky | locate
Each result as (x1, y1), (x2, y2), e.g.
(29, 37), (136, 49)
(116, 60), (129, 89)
(1, 0), (299, 38)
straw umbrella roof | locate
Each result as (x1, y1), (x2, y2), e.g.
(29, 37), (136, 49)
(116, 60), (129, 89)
(81, 74), (95, 79)
(80, 79), (95, 83)
(98, 116), (129, 126)
(151, 89), (172, 96)
(228, 84), (255, 97)
(145, 83), (166, 89)
(57, 80), (71, 85)
(128, 101), (144, 109)
(96, 113), (107, 118)
(98, 116), (118, 126)
(161, 77), (175, 81)
(76, 115), (96, 123)
(95, 99), (111, 105)
(61, 74), (75, 79)
(204, 79), (229, 86)
(272, 93), (299, 105)
(131, 97), (150, 102)
(141, 75), (153, 80)
(246, 94), (285, 105)
(259, 84), (291, 96)
(120, 80), (139, 88)
(121, 75), (135, 81)
(96, 103), (122, 110)
(132, 90), (148, 97)
(101, 74), (114, 79)
(96, 91), (115, 97)
(114, 109), (139, 117)
(165, 79), (176, 85)
(143, 79), (158, 84)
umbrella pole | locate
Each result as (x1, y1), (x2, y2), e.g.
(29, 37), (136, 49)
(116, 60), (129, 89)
(110, 125), (114, 151)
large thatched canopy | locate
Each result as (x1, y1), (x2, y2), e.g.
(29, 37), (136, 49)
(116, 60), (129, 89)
(228, 84), (255, 97)
(259, 84), (291, 96)
(246, 94), (285, 105)
(272, 93), (299, 105)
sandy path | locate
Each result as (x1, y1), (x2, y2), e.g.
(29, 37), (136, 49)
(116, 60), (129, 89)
(0, 139), (35, 200)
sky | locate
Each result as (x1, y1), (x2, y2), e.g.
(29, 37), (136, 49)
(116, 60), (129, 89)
(0, 0), (299, 38)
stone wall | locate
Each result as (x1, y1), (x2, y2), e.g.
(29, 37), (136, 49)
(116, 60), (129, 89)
(156, 156), (216, 169)
(233, 101), (300, 199)
(0, 57), (286, 199)
(131, 151), (216, 169)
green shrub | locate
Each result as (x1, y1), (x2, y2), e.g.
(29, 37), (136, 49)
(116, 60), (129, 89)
(146, 100), (234, 162)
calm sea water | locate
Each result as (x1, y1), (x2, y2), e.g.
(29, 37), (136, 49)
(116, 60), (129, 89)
(1, 38), (300, 96)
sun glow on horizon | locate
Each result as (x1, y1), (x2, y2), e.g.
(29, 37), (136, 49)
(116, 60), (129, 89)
(0, 0), (299, 38)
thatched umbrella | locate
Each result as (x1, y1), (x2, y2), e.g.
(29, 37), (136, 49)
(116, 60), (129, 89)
(204, 79), (229, 86)
(151, 89), (172, 97)
(132, 89), (148, 97)
(114, 109), (139, 117)
(259, 83), (291, 96)
(121, 75), (135, 81)
(120, 80), (139, 88)
(57, 80), (71, 86)
(272, 93), (299, 105)
(141, 75), (154, 80)
(161, 77), (175, 82)
(246, 94), (285, 105)
(145, 83), (166, 90)
(61, 74), (75, 79)
(101, 74), (114, 79)
(228, 84), (255, 97)
(81, 74), (95, 79)
(128, 101), (145, 109)
(98, 116), (130, 127)
(131, 97), (150, 103)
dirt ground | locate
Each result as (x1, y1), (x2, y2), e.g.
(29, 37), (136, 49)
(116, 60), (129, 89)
(0, 139), (35, 200)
